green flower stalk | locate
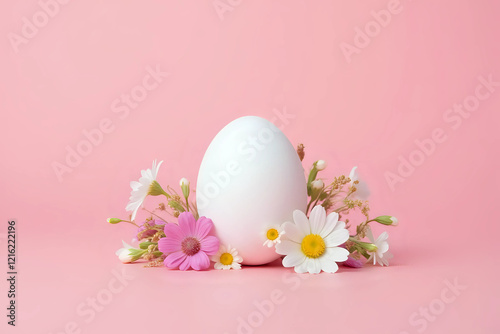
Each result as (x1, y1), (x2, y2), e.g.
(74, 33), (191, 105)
(148, 180), (170, 198)
(179, 177), (190, 212)
(349, 238), (378, 252)
(168, 200), (185, 212)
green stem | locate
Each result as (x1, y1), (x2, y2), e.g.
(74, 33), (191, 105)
(332, 205), (347, 213)
(306, 199), (313, 215)
(142, 208), (169, 223)
(124, 220), (140, 227)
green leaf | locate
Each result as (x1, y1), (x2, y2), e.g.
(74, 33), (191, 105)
(139, 241), (157, 249)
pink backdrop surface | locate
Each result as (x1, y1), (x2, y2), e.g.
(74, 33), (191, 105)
(1, 1), (499, 333)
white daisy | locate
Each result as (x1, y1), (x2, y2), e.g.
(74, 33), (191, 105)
(211, 245), (243, 270)
(366, 227), (393, 266)
(262, 225), (285, 248)
(115, 240), (134, 263)
(275, 205), (350, 274)
(349, 166), (370, 200)
(125, 160), (163, 221)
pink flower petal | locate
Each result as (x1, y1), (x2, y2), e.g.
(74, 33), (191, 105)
(179, 255), (192, 271)
(190, 252), (210, 270)
(158, 237), (181, 254)
(342, 256), (364, 268)
(200, 236), (220, 255)
(195, 216), (214, 239)
(164, 251), (187, 269)
(163, 223), (184, 241)
(178, 212), (197, 236)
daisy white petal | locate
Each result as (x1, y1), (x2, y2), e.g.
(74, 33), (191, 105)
(323, 229), (349, 247)
(125, 160), (164, 221)
(319, 258), (339, 273)
(324, 247), (349, 262)
(281, 221), (302, 243)
(309, 205), (326, 234)
(320, 211), (339, 237)
(275, 240), (300, 256)
(282, 250), (306, 267)
(307, 259), (322, 274)
(294, 258), (310, 274)
(293, 210), (311, 235)
(212, 245), (243, 270)
(275, 205), (351, 274)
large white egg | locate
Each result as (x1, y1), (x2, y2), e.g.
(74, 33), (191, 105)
(196, 116), (307, 265)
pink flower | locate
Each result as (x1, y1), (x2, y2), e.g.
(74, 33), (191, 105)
(158, 212), (219, 271)
(134, 219), (165, 241)
(342, 255), (365, 268)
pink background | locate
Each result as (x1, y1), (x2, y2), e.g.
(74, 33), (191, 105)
(2, 1), (499, 333)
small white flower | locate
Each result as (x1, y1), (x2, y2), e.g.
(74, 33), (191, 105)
(179, 177), (189, 187)
(311, 179), (324, 190)
(263, 225), (285, 248)
(316, 160), (327, 171)
(349, 166), (370, 200)
(366, 227), (393, 266)
(126, 160), (163, 221)
(211, 245), (243, 270)
(115, 240), (134, 263)
(390, 216), (398, 226)
(276, 205), (350, 274)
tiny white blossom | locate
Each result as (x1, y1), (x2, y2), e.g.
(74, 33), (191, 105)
(366, 227), (393, 266)
(115, 240), (134, 263)
(349, 166), (370, 200)
(126, 160), (163, 221)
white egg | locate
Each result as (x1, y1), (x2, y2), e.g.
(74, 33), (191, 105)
(196, 116), (307, 265)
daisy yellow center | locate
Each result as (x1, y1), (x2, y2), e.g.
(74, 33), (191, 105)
(220, 252), (233, 265)
(266, 228), (279, 241)
(301, 234), (326, 258)
(181, 237), (201, 256)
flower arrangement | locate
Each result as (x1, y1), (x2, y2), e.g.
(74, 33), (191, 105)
(108, 144), (398, 274)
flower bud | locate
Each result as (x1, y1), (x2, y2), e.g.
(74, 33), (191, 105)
(316, 160), (327, 171)
(310, 179), (324, 201)
(373, 216), (398, 226)
(311, 179), (324, 190)
(179, 177), (190, 199)
(179, 177), (189, 187)
(117, 249), (133, 263)
(107, 218), (123, 224)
